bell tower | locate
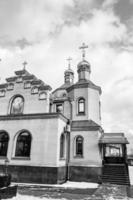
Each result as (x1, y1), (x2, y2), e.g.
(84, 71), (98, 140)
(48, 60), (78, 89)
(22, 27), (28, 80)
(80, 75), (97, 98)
(64, 57), (74, 84)
(77, 43), (91, 81)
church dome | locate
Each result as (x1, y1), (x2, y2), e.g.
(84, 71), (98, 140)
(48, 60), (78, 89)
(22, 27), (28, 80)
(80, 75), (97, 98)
(77, 59), (91, 73)
(65, 68), (74, 74)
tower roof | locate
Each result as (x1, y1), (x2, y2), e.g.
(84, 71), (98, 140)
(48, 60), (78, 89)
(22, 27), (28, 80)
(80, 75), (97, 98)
(64, 67), (74, 74)
(77, 59), (91, 73)
(65, 57), (74, 74)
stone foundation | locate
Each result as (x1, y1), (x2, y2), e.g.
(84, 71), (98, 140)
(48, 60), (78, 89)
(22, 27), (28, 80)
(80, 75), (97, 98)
(0, 165), (67, 184)
(69, 166), (102, 183)
(0, 165), (102, 184)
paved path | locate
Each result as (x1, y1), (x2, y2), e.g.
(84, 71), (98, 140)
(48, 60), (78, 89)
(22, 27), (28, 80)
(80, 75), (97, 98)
(86, 184), (129, 200)
(18, 183), (132, 199)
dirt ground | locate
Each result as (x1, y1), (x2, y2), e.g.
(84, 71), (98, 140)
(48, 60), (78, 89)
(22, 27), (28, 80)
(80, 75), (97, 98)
(17, 184), (133, 200)
(18, 186), (97, 200)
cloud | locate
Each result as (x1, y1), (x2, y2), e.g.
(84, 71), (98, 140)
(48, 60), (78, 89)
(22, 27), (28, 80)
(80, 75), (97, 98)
(63, 0), (103, 25)
(16, 38), (32, 49)
(0, 0), (74, 48)
(102, 74), (133, 135)
(102, 0), (119, 9)
(0, 0), (133, 151)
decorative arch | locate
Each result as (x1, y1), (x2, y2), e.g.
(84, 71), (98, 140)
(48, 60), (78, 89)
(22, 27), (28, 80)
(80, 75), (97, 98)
(31, 86), (38, 94)
(24, 81), (31, 89)
(60, 133), (65, 158)
(77, 97), (85, 114)
(0, 131), (9, 156)
(74, 135), (84, 157)
(9, 95), (24, 115)
(39, 92), (47, 100)
(15, 130), (32, 157)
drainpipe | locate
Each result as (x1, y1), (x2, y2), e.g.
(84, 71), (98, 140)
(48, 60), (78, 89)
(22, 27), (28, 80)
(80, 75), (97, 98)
(66, 98), (73, 181)
(66, 122), (70, 181)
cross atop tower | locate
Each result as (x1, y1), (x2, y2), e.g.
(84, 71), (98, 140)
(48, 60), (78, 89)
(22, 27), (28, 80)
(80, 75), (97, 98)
(79, 43), (88, 61)
(22, 61), (28, 70)
(66, 57), (72, 70)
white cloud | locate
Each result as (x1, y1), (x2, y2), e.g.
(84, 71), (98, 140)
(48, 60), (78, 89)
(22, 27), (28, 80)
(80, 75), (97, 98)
(102, 0), (119, 9)
(0, 0), (133, 150)
(0, 0), (74, 45)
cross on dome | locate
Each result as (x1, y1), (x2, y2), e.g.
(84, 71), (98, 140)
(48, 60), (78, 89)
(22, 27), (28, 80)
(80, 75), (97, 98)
(79, 43), (88, 61)
(22, 61), (28, 70)
(66, 57), (72, 70)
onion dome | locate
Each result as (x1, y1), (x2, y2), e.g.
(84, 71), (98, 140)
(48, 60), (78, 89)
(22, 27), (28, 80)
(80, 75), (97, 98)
(65, 67), (74, 75)
(77, 59), (91, 74)
(64, 57), (74, 84)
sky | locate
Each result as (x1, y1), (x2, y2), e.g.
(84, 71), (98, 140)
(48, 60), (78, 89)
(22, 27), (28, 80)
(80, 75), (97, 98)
(0, 0), (133, 152)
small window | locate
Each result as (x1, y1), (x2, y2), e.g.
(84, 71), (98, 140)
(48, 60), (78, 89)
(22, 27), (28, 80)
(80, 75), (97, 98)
(75, 136), (83, 157)
(60, 134), (65, 159)
(16, 76), (22, 83)
(78, 98), (85, 114)
(10, 96), (24, 114)
(39, 92), (47, 100)
(7, 83), (14, 90)
(56, 104), (63, 113)
(15, 131), (31, 157)
(0, 132), (9, 157)
(31, 86), (38, 94)
(24, 81), (31, 89)
(0, 90), (5, 97)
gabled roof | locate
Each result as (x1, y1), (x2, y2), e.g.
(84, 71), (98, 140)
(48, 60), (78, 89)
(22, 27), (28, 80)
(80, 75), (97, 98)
(71, 120), (102, 131)
(15, 69), (30, 76)
(0, 68), (52, 91)
(52, 82), (73, 94)
(99, 133), (129, 144)
(66, 79), (102, 94)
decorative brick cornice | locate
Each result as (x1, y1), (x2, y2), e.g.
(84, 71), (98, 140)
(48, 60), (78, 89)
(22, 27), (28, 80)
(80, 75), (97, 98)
(53, 98), (68, 103)
(6, 77), (17, 82)
(15, 69), (30, 76)
(0, 113), (68, 122)
(31, 80), (44, 85)
(39, 85), (52, 91)
(23, 75), (36, 81)
(0, 84), (8, 89)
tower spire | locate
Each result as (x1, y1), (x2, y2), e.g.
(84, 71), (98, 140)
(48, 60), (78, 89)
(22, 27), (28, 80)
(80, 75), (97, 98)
(79, 42), (88, 61)
(64, 57), (74, 84)
(22, 61), (28, 70)
(66, 57), (72, 70)
(77, 43), (91, 81)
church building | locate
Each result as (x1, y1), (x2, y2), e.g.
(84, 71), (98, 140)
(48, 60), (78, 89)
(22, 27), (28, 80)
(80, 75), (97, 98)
(0, 44), (130, 185)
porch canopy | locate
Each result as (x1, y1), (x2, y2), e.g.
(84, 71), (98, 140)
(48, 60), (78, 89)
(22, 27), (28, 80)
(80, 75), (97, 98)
(99, 133), (129, 144)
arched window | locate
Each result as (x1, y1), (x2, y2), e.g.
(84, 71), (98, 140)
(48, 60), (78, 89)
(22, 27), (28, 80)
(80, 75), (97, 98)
(75, 136), (83, 157)
(10, 95), (24, 114)
(0, 90), (5, 97)
(60, 134), (65, 158)
(39, 92), (47, 100)
(56, 104), (63, 113)
(0, 132), (9, 156)
(78, 98), (85, 114)
(7, 83), (14, 90)
(31, 86), (38, 94)
(24, 81), (31, 89)
(15, 131), (31, 157)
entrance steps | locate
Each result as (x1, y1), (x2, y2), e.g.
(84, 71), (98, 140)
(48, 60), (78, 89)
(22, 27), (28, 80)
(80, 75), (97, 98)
(102, 164), (130, 185)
